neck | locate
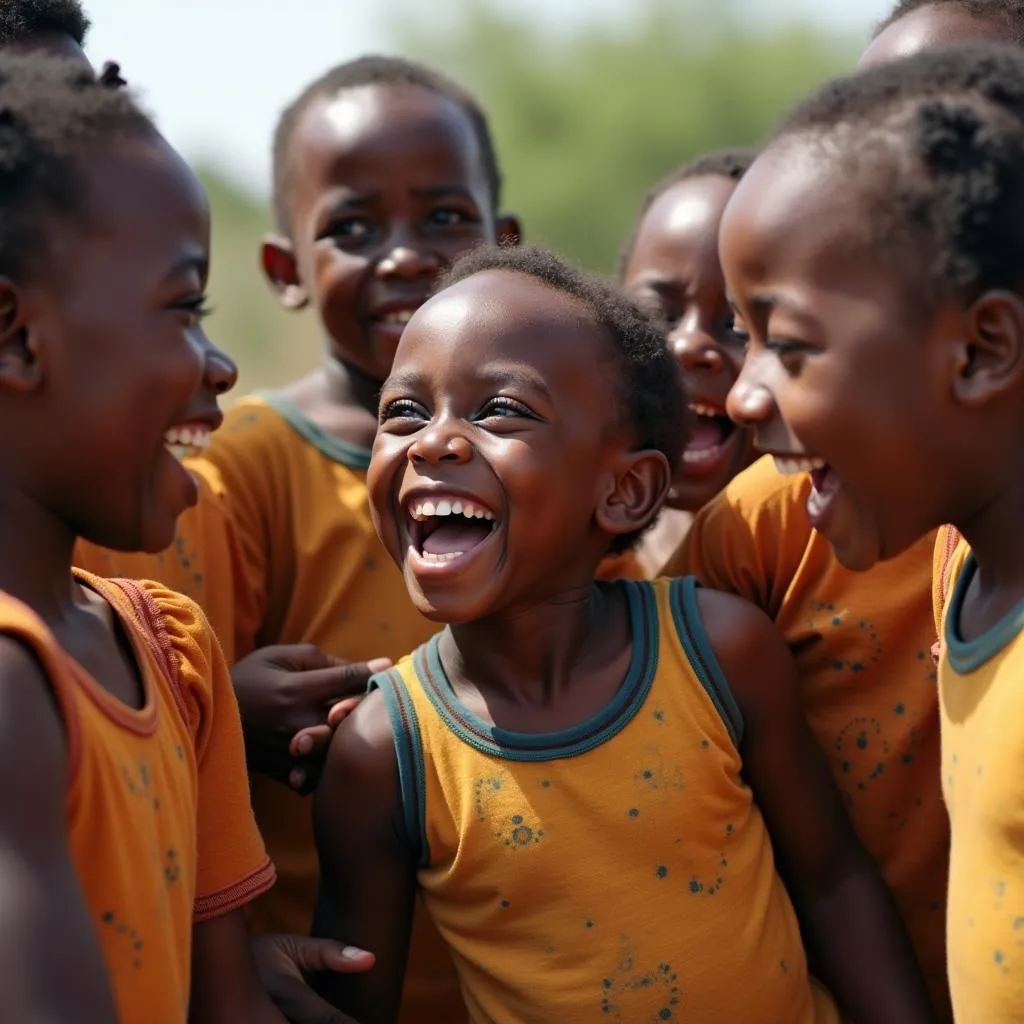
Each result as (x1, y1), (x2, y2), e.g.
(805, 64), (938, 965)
(443, 583), (610, 703)
(290, 356), (382, 451)
(0, 485), (80, 625)
(957, 466), (1024, 603)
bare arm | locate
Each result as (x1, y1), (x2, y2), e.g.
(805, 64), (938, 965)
(312, 691), (417, 1024)
(0, 638), (118, 1023)
(698, 589), (935, 1024)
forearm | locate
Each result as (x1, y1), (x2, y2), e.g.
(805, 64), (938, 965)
(800, 857), (935, 1024)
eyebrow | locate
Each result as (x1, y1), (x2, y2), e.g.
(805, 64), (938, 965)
(320, 184), (479, 212)
(164, 254), (209, 284)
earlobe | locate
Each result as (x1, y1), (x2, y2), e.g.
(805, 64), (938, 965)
(0, 280), (41, 392)
(261, 235), (308, 311)
(596, 449), (672, 539)
(953, 291), (1024, 405)
(496, 214), (522, 248)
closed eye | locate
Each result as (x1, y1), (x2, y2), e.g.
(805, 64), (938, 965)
(475, 396), (536, 421)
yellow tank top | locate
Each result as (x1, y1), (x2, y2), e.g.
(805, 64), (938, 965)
(374, 577), (838, 1023)
(939, 542), (1024, 1023)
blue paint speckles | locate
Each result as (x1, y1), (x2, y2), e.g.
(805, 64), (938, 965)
(894, 703), (906, 716)
(628, 808), (640, 818)
(643, 770), (653, 780)
(657, 866), (668, 879)
(689, 879), (703, 894)
(995, 950), (1005, 966)
(500, 900), (511, 909)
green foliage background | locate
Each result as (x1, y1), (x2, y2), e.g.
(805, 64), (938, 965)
(201, 0), (859, 399)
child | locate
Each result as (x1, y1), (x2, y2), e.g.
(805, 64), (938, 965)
(0, 0), (89, 61)
(312, 245), (935, 1024)
(658, 8), (1024, 1019)
(0, 53), (293, 1022)
(621, 148), (758, 573)
(716, 41), (1024, 1021)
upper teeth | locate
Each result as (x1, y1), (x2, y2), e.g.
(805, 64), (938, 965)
(774, 455), (826, 475)
(690, 403), (721, 418)
(381, 309), (416, 325)
(409, 498), (495, 522)
(164, 425), (211, 456)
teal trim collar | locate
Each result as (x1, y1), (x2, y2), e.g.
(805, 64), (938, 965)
(257, 389), (372, 470)
(945, 554), (1024, 674)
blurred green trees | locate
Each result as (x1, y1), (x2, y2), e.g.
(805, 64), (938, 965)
(204, 0), (857, 394)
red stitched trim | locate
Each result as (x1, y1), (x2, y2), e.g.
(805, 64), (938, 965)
(109, 579), (190, 727)
(193, 858), (276, 923)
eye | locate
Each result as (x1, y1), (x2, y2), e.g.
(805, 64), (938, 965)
(173, 295), (213, 328)
(319, 217), (375, 245)
(476, 396), (535, 421)
(380, 398), (429, 424)
(427, 207), (479, 227)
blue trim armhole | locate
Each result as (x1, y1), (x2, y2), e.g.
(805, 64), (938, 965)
(368, 669), (431, 868)
(256, 389), (372, 470)
(668, 576), (745, 748)
(945, 554), (1024, 674)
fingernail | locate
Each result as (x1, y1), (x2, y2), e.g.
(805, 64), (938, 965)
(367, 658), (392, 673)
(342, 946), (366, 959)
(297, 736), (313, 755)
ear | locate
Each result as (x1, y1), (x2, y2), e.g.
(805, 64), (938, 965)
(0, 279), (42, 392)
(496, 213), (522, 248)
(952, 290), (1024, 406)
(596, 448), (672, 540)
(260, 235), (308, 311)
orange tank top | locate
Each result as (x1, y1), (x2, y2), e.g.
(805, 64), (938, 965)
(374, 577), (838, 1023)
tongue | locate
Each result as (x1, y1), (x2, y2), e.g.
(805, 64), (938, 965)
(688, 416), (729, 452)
(422, 519), (493, 556)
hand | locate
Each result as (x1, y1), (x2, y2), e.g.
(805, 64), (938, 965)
(232, 645), (390, 792)
(253, 933), (374, 1024)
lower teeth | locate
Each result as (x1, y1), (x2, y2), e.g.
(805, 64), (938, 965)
(807, 486), (828, 519)
(420, 551), (464, 564)
(166, 444), (200, 461)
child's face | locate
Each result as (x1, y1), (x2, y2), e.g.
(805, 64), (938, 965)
(266, 84), (516, 387)
(624, 175), (755, 512)
(11, 135), (236, 554)
(859, 5), (1006, 69)
(369, 270), (635, 622)
(719, 146), (960, 572)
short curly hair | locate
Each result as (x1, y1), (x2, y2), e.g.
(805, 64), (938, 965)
(768, 42), (1024, 309)
(0, 55), (153, 283)
(272, 55), (503, 239)
(441, 244), (688, 553)
(874, 0), (1024, 41)
(619, 147), (758, 275)
(0, 0), (90, 46)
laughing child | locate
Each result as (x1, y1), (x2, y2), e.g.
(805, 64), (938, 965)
(311, 245), (935, 1024)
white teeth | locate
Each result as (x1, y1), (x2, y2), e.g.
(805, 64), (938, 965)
(683, 446), (721, 464)
(408, 497), (496, 522)
(164, 425), (211, 461)
(807, 485), (829, 519)
(418, 551), (465, 564)
(381, 309), (416, 325)
(774, 455), (826, 476)
(689, 403), (721, 418)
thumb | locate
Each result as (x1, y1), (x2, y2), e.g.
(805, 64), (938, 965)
(288, 936), (376, 974)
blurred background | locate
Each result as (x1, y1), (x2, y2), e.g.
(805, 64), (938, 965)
(83, 0), (892, 396)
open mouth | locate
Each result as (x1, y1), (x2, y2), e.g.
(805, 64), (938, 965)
(377, 308), (417, 326)
(163, 424), (212, 462)
(772, 454), (840, 529)
(406, 494), (499, 567)
(682, 402), (738, 469)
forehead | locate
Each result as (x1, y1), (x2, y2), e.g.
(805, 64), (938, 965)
(56, 134), (209, 282)
(288, 83), (489, 204)
(859, 6), (1008, 69)
(720, 144), (869, 290)
(3, 31), (88, 64)
(630, 176), (736, 266)
(392, 269), (615, 393)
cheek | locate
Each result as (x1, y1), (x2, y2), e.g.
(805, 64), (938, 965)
(311, 247), (365, 312)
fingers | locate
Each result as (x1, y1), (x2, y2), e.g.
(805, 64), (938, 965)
(291, 725), (333, 759)
(327, 697), (362, 729)
(284, 936), (376, 974)
(297, 658), (393, 703)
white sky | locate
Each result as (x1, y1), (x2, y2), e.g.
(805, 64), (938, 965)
(82, 0), (893, 198)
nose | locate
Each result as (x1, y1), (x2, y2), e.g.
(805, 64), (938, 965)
(726, 362), (775, 428)
(670, 323), (726, 374)
(409, 421), (472, 466)
(377, 237), (441, 280)
(202, 337), (238, 396)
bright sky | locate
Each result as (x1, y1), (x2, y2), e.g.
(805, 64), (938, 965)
(82, 0), (893, 198)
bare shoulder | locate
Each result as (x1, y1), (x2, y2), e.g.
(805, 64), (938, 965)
(691, 587), (795, 714)
(0, 636), (65, 760)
